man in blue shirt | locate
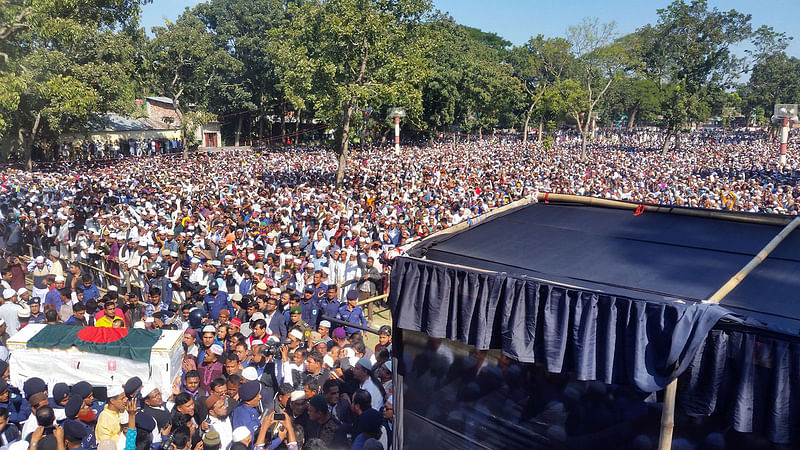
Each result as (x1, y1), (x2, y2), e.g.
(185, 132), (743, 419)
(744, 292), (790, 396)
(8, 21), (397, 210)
(204, 281), (233, 320)
(79, 276), (100, 304)
(231, 381), (261, 438)
(44, 276), (66, 313)
(337, 290), (367, 336)
(27, 298), (45, 324)
(300, 286), (320, 328)
(309, 270), (328, 304)
(319, 286), (340, 320)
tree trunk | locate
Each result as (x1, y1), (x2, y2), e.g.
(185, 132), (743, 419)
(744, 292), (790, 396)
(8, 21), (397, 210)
(478, 128), (482, 140)
(258, 114), (263, 146)
(235, 115), (242, 147)
(24, 112), (41, 171)
(280, 102), (286, 145)
(522, 101), (536, 147)
(661, 132), (672, 153)
(335, 98), (356, 187)
(580, 131), (588, 161)
(627, 101), (640, 131)
(295, 109), (301, 145)
(538, 118), (544, 142)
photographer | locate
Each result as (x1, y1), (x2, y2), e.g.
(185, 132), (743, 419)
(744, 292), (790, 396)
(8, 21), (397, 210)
(253, 412), (298, 450)
(27, 406), (62, 450)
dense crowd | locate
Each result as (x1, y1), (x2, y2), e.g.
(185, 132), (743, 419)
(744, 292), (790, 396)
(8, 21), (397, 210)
(0, 128), (795, 450)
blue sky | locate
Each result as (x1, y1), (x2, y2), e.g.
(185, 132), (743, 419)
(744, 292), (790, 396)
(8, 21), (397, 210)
(141, 0), (800, 57)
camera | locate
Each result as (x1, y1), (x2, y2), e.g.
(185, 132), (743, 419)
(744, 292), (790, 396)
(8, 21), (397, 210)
(264, 340), (284, 359)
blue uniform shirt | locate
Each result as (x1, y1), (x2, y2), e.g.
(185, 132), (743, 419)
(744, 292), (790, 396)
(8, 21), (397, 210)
(319, 298), (340, 320)
(203, 291), (232, 320)
(337, 303), (367, 335)
(300, 298), (320, 327)
(231, 403), (260, 438)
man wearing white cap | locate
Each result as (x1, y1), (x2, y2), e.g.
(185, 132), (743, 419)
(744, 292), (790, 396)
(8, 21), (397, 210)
(44, 275), (66, 313)
(27, 256), (51, 301)
(166, 251), (184, 304)
(95, 385), (126, 442)
(141, 384), (171, 433)
(0, 289), (20, 336)
(189, 258), (206, 288)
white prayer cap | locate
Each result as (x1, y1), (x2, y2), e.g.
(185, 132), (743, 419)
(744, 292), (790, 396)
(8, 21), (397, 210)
(54, 275), (65, 282)
(142, 382), (162, 400)
(232, 427), (251, 443)
(289, 329), (303, 341)
(290, 390), (306, 402)
(241, 367), (258, 381)
(106, 385), (124, 398)
(2, 289), (15, 300)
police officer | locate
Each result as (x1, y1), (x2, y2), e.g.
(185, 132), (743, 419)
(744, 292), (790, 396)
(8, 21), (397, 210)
(337, 290), (366, 337)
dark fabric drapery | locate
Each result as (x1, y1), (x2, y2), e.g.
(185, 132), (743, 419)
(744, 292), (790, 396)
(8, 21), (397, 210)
(679, 327), (800, 444)
(390, 257), (730, 393)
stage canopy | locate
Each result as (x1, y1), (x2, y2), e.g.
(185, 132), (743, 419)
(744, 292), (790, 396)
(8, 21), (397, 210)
(390, 199), (800, 446)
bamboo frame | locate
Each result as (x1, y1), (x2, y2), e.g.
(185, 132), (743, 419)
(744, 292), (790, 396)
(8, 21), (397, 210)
(657, 215), (800, 450)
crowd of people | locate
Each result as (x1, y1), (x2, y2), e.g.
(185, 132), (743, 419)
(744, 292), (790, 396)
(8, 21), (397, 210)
(0, 127), (795, 450)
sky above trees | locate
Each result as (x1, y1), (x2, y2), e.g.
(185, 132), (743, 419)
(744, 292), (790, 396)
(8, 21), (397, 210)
(142, 0), (800, 57)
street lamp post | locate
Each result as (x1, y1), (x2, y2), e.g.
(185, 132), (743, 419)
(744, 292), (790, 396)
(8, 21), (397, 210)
(388, 107), (406, 155)
(772, 104), (798, 166)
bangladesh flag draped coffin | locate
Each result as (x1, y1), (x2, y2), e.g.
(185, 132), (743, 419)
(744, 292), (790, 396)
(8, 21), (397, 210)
(26, 325), (162, 363)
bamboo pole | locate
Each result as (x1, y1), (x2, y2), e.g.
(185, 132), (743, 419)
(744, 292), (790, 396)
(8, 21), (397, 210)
(356, 293), (388, 307)
(535, 193), (795, 227)
(657, 215), (800, 450)
(706, 215), (800, 303)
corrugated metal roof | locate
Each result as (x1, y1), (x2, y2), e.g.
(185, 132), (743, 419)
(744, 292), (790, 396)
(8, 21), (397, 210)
(87, 113), (176, 131)
(146, 96), (174, 105)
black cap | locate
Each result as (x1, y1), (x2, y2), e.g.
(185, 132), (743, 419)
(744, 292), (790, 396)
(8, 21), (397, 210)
(124, 377), (142, 396)
(53, 382), (70, 403)
(378, 325), (391, 335)
(23, 377), (47, 399)
(135, 412), (156, 432)
(65, 396), (82, 419)
(238, 380), (260, 402)
(71, 381), (93, 400)
(356, 408), (382, 433)
(62, 419), (87, 441)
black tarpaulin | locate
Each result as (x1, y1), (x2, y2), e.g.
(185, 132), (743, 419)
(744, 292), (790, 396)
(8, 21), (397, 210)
(391, 201), (800, 445)
(407, 202), (800, 334)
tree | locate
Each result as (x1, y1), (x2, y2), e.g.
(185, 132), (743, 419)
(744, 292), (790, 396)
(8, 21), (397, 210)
(739, 26), (797, 125)
(741, 54), (800, 125)
(638, 0), (752, 151)
(0, 0), (149, 168)
(601, 76), (661, 129)
(563, 17), (625, 160)
(508, 35), (573, 146)
(269, 0), (432, 186)
(193, 0), (287, 146)
(148, 13), (241, 152)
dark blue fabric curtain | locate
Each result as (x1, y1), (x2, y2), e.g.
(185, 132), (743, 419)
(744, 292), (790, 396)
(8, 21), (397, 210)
(679, 327), (800, 444)
(389, 257), (730, 393)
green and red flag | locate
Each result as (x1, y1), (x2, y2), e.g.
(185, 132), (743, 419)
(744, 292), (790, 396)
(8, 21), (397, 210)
(26, 325), (162, 363)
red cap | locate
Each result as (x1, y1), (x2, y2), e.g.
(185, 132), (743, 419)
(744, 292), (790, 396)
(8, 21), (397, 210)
(229, 318), (242, 327)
